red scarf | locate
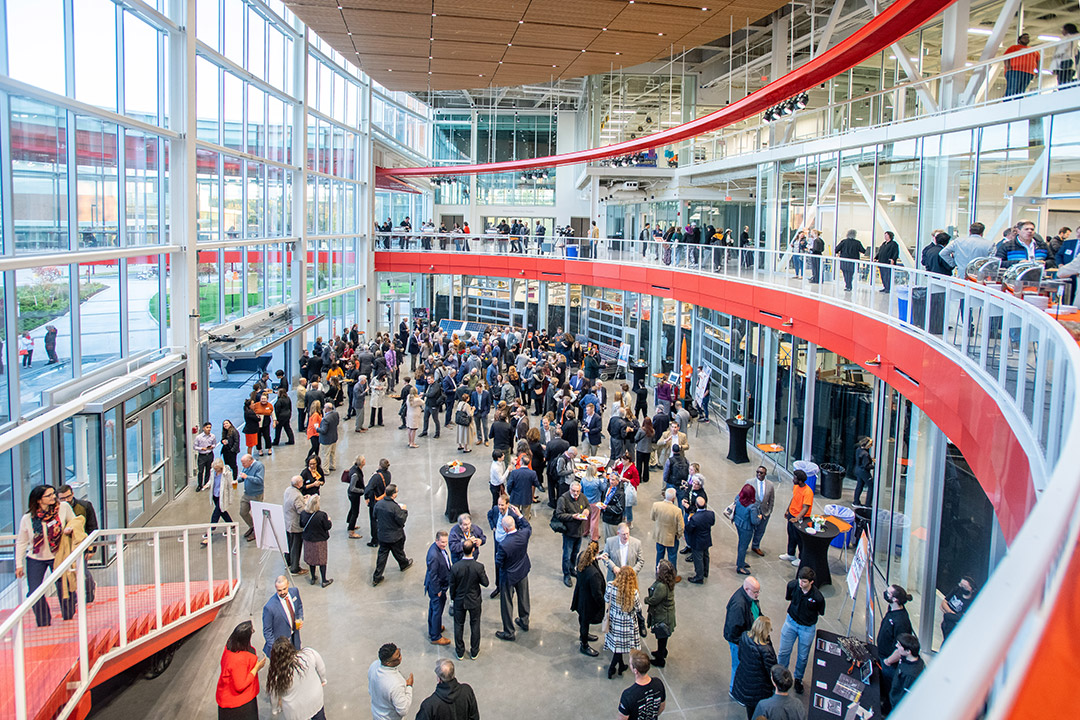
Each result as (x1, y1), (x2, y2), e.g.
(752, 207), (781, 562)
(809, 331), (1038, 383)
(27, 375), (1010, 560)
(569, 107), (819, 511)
(33, 505), (63, 555)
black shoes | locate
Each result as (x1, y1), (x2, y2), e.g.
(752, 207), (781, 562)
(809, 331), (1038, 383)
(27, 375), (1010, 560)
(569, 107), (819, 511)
(419, 432), (428, 437)
(687, 577), (704, 584)
(490, 588), (500, 599)
(372, 576), (384, 587)
(794, 679), (804, 694)
(308, 575), (317, 585)
(679, 547), (692, 555)
(401, 559), (414, 571)
(514, 617), (529, 632)
(587, 633), (598, 642)
(563, 576), (573, 588)
(495, 631), (515, 642)
(650, 655), (666, 668)
(321, 579), (334, 588)
(580, 643), (599, 657)
(366, 541), (379, 547)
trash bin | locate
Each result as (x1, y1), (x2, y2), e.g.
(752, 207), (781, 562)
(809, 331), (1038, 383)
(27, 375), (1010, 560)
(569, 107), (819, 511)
(819, 463), (845, 499)
(896, 286), (911, 322)
(566, 245), (579, 258)
(823, 504), (856, 548)
(877, 509), (911, 556)
(792, 460), (819, 494)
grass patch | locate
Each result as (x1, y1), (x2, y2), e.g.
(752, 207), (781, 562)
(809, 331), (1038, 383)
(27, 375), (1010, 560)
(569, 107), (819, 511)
(150, 286), (260, 326)
(17, 281), (107, 334)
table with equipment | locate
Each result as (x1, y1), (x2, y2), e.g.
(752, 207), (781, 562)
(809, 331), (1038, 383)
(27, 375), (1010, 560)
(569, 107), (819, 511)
(807, 629), (881, 720)
(725, 418), (751, 464)
(439, 462), (475, 523)
(795, 517), (840, 587)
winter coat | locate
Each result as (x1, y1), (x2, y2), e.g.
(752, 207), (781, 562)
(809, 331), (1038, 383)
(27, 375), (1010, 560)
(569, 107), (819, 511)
(732, 634), (777, 709)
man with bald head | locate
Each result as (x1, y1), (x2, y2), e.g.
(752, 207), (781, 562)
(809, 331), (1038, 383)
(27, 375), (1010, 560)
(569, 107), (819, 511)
(494, 504), (532, 641)
(283, 475), (308, 575)
(262, 574), (303, 656)
(723, 575), (762, 693)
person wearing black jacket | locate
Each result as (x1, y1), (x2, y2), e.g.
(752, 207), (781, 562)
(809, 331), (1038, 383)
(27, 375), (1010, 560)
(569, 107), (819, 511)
(732, 616), (778, 718)
(723, 576), (762, 692)
(555, 481), (590, 587)
(372, 484), (413, 586)
(448, 541), (489, 660)
(561, 409), (579, 448)
(394, 376), (413, 430)
(570, 540), (605, 656)
(835, 230), (867, 292)
(875, 230), (901, 292)
(272, 388), (294, 445)
(599, 475), (626, 541)
(544, 433), (570, 507)
(420, 375), (444, 438)
(414, 659), (480, 720)
(489, 411), (514, 466)
(363, 460), (389, 548)
(879, 585), (915, 714)
(346, 455), (366, 540)
(808, 230), (825, 283)
(220, 419), (241, 480)
(299, 495), (333, 588)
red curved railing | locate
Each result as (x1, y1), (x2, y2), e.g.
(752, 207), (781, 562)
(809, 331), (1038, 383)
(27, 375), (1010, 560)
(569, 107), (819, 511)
(378, 0), (957, 178)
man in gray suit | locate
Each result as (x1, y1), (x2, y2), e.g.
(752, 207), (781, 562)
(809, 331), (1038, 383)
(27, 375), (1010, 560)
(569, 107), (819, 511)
(747, 465), (775, 556)
(318, 402), (340, 471)
(602, 523), (645, 581)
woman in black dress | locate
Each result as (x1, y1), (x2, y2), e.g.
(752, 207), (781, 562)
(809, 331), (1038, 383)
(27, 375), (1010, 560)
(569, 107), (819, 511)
(299, 495), (333, 587)
(570, 541), (606, 658)
(220, 419), (241, 480)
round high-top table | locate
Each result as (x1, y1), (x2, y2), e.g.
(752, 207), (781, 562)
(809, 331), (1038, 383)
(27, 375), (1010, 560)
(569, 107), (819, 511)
(440, 463), (476, 522)
(726, 418), (751, 464)
(795, 518), (840, 587)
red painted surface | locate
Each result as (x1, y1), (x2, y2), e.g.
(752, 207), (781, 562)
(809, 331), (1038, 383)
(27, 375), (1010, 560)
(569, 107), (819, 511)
(379, 0), (956, 178)
(377, 252), (1035, 541)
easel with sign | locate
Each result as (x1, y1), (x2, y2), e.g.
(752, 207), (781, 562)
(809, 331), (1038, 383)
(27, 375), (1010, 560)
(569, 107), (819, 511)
(838, 530), (877, 640)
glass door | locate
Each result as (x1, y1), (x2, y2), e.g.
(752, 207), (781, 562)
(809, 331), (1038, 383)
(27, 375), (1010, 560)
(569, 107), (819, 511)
(123, 398), (172, 525)
(125, 417), (145, 524)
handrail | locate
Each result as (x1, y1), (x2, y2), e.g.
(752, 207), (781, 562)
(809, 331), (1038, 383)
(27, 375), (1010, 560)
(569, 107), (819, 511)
(374, 237), (1080, 718)
(687, 36), (1080, 166)
(2, 521), (242, 720)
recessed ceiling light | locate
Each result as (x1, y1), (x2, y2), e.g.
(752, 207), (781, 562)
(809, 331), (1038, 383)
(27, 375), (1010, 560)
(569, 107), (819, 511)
(702, 6), (709, 10)
(581, 49), (586, 52)
(387, 68), (393, 71)
(429, 55), (433, 59)
(552, 64), (557, 68)
(615, 52), (621, 55)
(347, 32), (352, 35)
(658, 32), (664, 36)
(508, 43), (512, 46)
(602, 27), (607, 31)
(429, 71), (432, 74)
(479, 74), (484, 77)
(499, 61), (503, 64)
(430, 37), (434, 41)
(518, 20), (524, 24)
(431, 12), (436, 16)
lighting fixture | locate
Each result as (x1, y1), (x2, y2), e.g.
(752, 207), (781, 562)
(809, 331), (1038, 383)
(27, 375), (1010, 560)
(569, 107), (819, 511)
(781, 100), (794, 116)
(658, 32), (664, 36)
(519, 20), (524, 24)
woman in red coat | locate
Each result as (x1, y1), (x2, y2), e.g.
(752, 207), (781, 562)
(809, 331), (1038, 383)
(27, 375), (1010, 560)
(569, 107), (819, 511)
(614, 450), (641, 525)
(216, 621), (266, 720)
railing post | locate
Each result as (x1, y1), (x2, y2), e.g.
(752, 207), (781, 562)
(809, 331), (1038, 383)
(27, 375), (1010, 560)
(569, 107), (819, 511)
(182, 528), (191, 615)
(152, 531), (163, 630)
(226, 524), (234, 596)
(234, 526), (241, 592)
(76, 552), (89, 681)
(13, 611), (27, 720)
(207, 523), (214, 602)
(116, 534), (127, 647)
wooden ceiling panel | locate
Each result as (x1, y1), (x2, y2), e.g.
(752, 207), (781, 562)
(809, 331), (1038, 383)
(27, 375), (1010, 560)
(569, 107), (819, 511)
(431, 40), (506, 62)
(432, 16), (518, 44)
(522, 0), (625, 28)
(285, 0), (790, 90)
(433, 0), (529, 21)
(340, 9), (431, 38)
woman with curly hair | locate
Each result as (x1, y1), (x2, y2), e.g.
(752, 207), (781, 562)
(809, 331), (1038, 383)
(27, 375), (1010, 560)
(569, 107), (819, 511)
(644, 559), (677, 667)
(215, 621), (265, 720)
(265, 636), (327, 720)
(601, 563), (643, 678)
(570, 540), (606, 657)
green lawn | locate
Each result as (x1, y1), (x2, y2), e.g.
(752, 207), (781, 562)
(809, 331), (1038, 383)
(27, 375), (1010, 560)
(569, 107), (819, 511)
(17, 282), (107, 334)
(150, 286), (260, 326)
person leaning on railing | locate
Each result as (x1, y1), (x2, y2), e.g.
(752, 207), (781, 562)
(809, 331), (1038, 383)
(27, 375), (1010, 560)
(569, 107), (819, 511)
(15, 485), (79, 627)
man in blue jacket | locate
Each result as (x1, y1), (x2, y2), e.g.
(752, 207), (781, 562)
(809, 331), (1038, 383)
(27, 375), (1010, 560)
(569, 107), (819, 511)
(424, 531), (453, 646)
(238, 454), (265, 541)
(261, 575), (303, 656)
(506, 450), (540, 519)
(495, 505), (532, 641)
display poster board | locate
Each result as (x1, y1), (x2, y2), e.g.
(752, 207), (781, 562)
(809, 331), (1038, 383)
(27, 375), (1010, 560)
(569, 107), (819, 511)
(412, 307), (431, 324)
(693, 367), (712, 405)
(847, 531), (870, 600)
(617, 342), (631, 368)
(250, 501), (289, 554)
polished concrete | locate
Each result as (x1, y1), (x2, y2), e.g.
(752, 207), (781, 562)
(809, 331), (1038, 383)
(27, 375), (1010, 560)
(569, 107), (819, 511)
(90, 389), (864, 720)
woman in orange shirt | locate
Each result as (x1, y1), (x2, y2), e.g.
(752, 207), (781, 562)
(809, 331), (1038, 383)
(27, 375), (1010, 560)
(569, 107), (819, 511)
(215, 620), (265, 720)
(253, 392), (275, 457)
(306, 400), (322, 462)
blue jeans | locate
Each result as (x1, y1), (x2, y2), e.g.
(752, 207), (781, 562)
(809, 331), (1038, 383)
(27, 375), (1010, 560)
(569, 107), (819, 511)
(427, 592), (447, 641)
(655, 541), (678, 568)
(729, 641), (740, 691)
(735, 525), (753, 569)
(777, 615), (816, 681)
(562, 534), (582, 579)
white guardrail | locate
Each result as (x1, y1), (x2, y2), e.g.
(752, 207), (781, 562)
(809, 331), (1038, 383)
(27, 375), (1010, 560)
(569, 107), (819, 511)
(374, 233), (1080, 718)
(0, 522), (241, 720)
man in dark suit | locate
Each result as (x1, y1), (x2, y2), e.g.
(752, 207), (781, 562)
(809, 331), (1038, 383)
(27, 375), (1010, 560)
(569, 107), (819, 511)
(261, 575), (303, 656)
(373, 484), (413, 586)
(506, 452), (540, 519)
(684, 496), (716, 584)
(424, 531), (453, 646)
(581, 403), (602, 456)
(494, 504), (532, 641)
(560, 408), (579, 447)
(449, 539), (489, 660)
(544, 431), (570, 508)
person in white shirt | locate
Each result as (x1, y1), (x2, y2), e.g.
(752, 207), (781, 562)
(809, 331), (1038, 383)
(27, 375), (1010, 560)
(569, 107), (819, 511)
(489, 449), (511, 507)
(15, 484), (78, 626)
(368, 642), (414, 720)
(266, 637), (326, 720)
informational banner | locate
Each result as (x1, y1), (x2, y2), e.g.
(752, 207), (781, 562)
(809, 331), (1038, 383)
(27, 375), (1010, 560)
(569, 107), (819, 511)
(617, 342), (631, 368)
(412, 307), (431, 324)
(693, 366), (712, 405)
(847, 531), (870, 600)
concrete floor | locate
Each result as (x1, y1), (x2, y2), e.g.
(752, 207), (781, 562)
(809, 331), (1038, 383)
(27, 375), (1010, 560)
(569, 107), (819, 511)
(89, 392), (863, 720)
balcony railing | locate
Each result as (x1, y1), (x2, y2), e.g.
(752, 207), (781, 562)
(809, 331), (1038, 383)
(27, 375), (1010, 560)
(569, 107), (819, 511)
(687, 37), (1080, 167)
(374, 232), (1080, 719)
(0, 522), (241, 720)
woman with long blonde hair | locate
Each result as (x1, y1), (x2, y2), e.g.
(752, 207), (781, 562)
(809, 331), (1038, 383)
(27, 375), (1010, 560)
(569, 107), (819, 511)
(732, 615), (778, 718)
(602, 564), (642, 678)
